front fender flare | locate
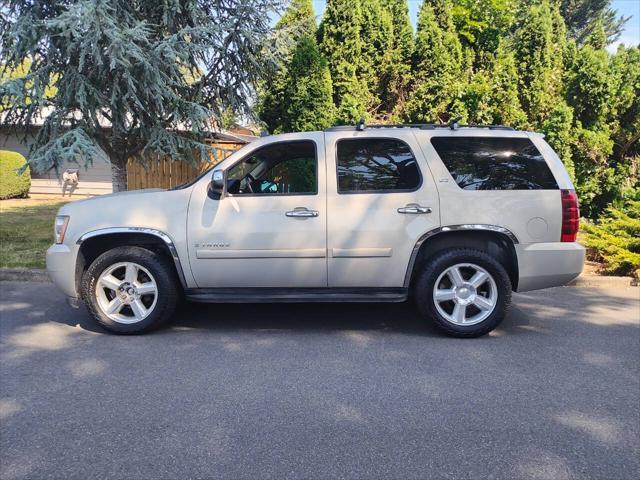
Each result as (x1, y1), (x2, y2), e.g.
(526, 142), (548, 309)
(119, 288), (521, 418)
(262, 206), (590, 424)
(76, 227), (188, 289)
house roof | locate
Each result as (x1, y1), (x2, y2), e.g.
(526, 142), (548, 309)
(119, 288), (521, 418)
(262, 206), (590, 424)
(0, 107), (258, 144)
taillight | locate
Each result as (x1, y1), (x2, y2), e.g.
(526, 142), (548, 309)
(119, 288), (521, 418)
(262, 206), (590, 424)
(561, 189), (579, 242)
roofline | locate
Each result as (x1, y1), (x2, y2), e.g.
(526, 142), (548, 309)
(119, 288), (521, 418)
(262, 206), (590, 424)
(0, 122), (257, 144)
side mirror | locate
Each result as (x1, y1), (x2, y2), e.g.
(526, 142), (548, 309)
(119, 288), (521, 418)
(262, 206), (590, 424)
(209, 169), (225, 199)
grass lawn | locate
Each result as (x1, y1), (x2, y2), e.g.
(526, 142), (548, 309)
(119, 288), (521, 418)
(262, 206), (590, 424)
(0, 197), (71, 269)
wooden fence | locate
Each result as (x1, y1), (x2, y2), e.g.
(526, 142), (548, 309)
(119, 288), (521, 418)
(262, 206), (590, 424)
(126, 142), (244, 190)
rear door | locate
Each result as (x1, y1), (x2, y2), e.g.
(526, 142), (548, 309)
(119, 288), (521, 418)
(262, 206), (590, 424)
(324, 130), (440, 287)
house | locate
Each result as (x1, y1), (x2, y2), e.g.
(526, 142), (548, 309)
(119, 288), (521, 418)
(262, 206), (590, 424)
(0, 111), (256, 196)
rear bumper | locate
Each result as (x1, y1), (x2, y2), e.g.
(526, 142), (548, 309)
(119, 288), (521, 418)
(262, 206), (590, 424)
(515, 242), (585, 292)
(46, 243), (79, 298)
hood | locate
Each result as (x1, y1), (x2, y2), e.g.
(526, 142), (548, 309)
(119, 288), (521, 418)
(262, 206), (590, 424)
(65, 188), (165, 206)
(57, 186), (194, 243)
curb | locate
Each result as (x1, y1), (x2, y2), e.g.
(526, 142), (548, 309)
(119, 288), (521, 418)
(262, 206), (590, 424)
(0, 268), (50, 282)
(568, 274), (637, 288)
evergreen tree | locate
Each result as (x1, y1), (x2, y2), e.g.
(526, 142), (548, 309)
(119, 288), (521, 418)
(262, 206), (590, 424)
(572, 126), (616, 217)
(422, 0), (450, 30)
(562, 25), (636, 215)
(404, 0), (465, 123)
(542, 102), (577, 182)
(278, 0), (317, 35)
(560, 0), (630, 45)
(609, 46), (640, 165)
(449, 0), (517, 55)
(358, 0), (393, 117)
(259, 0), (317, 133)
(512, 0), (566, 127)
(462, 42), (526, 127)
(319, 0), (367, 124)
(380, 0), (414, 117)
(0, 0), (282, 192)
(283, 36), (335, 132)
(566, 40), (611, 128)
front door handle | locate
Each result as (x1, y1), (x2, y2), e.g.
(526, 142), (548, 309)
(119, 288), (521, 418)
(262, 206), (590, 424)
(285, 207), (319, 218)
(397, 204), (432, 214)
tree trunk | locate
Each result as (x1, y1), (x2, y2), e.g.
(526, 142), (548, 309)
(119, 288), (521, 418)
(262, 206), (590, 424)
(110, 156), (128, 192)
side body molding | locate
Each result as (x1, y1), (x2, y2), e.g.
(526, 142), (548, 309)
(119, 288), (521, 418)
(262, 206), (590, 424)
(76, 227), (188, 289)
(403, 224), (519, 287)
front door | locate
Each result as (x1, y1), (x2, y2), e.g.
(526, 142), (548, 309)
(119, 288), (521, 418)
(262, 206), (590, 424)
(325, 130), (440, 287)
(187, 134), (327, 288)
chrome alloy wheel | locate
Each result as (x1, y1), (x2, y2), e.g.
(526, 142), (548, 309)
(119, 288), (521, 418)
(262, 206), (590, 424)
(95, 262), (158, 324)
(432, 263), (498, 326)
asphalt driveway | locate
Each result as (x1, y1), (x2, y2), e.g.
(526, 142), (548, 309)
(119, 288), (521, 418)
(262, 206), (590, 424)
(0, 281), (638, 480)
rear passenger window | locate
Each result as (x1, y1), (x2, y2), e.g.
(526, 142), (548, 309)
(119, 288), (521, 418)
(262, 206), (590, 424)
(337, 138), (422, 193)
(431, 137), (558, 190)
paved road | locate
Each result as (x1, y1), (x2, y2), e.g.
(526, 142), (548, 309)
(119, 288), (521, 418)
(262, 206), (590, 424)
(0, 281), (638, 480)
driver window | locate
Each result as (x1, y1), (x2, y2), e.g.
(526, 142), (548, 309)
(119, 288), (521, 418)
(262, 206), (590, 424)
(226, 140), (317, 195)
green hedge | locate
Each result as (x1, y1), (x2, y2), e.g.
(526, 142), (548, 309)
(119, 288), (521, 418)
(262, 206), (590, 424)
(580, 200), (640, 278)
(0, 150), (31, 199)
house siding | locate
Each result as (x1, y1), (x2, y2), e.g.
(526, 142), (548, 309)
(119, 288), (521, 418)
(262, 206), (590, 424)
(1, 130), (113, 195)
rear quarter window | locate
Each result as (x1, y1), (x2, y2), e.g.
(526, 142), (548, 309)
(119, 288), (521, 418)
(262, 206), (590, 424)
(431, 137), (558, 190)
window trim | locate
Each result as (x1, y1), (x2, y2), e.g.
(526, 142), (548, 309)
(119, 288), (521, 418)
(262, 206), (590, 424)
(335, 137), (424, 195)
(224, 139), (319, 197)
(429, 135), (559, 191)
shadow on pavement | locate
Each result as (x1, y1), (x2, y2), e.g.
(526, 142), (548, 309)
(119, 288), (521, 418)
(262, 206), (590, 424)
(30, 283), (639, 337)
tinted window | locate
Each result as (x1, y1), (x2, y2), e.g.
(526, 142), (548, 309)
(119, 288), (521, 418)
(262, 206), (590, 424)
(431, 137), (558, 190)
(227, 141), (316, 195)
(337, 138), (421, 193)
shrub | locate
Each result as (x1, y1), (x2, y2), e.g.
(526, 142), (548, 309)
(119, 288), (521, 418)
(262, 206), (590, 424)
(0, 150), (31, 199)
(580, 200), (640, 278)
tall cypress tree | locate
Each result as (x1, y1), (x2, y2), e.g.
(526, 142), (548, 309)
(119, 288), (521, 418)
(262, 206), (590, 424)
(259, 0), (317, 133)
(283, 35), (335, 132)
(609, 46), (640, 164)
(359, 0), (393, 117)
(380, 0), (414, 118)
(566, 23), (612, 128)
(319, 0), (367, 124)
(404, 0), (464, 123)
(462, 42), (526, 127)
(512, 0), (567, 127)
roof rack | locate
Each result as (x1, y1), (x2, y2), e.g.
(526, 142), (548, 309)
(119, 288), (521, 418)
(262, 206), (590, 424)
(325, 118), (515, 132)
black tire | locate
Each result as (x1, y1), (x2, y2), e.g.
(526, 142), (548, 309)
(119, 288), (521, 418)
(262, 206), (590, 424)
(414, 248), (511, 338)
(81, 246), (179, 334)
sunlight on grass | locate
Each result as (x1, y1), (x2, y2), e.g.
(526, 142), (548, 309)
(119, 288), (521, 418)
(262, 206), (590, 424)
(0, 198), (70, 268)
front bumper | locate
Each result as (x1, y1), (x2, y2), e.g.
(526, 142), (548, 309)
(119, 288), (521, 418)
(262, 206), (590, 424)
(46, 243), (79, 298)
(515, 242), (585, 292)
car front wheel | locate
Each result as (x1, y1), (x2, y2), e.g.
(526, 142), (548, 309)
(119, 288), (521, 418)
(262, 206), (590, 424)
(81, 246), (178, 334)
(415, 248), (511, 337)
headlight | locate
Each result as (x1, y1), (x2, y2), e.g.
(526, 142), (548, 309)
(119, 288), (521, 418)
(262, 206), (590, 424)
(54, 216), (70, 244)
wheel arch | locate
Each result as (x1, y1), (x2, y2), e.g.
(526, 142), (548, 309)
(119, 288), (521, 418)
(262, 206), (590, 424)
(404, 225), (519, 290)
(75, 228), (187, 297)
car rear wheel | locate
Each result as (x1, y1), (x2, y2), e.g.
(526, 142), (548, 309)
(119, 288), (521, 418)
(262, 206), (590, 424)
(415, 248), (511, 337)
(82, 246), (178, 334)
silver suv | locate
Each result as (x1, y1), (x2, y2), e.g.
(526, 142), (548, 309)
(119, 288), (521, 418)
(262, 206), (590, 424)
(47, 123), (585, 337)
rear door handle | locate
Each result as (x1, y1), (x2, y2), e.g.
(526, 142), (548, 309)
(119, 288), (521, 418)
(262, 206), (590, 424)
(397, 204), (432, 214)
(285, 207), (319, 218)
